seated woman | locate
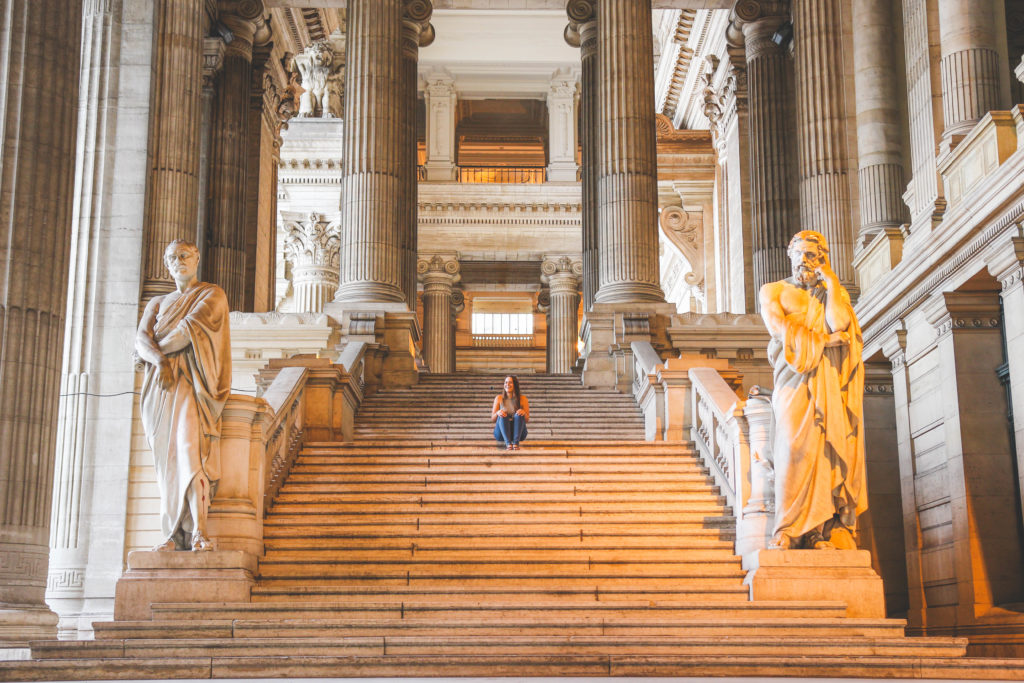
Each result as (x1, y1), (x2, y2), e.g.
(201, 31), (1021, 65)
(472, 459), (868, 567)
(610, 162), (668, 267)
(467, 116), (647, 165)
(491, 375), (529, 450)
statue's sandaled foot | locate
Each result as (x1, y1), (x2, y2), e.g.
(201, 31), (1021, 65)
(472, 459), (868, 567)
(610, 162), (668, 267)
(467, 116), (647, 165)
(153, 539), (176, 552)
(191, 533), (214, 552)
(768, 533), (792, 550)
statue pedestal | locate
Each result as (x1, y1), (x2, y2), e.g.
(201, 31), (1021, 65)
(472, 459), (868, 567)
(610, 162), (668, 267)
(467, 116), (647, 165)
(743, 549), (886, 618)
(113, 550), (256, 621)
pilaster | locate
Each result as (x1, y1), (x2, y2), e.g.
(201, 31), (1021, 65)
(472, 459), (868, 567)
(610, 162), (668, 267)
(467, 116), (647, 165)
(423, 71), (457, 182)
(924, 290), (1024, 623)
(547, 70), (579, 183)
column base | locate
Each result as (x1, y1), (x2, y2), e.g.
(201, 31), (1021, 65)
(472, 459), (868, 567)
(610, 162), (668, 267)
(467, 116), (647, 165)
(0, 606), (58, 647)
(113, 550), (256, 621)
(743, 549), (885, 618)
(334, 281), (406, 304)
(593, 281), (665, 305)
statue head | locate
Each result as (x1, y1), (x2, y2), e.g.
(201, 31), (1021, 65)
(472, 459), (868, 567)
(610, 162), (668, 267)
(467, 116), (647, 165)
(164, 239), (200, 286)
(787, 230), (829, 287)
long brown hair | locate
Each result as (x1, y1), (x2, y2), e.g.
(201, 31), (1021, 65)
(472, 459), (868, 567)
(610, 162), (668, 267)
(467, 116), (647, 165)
(502, 375), (521, 412)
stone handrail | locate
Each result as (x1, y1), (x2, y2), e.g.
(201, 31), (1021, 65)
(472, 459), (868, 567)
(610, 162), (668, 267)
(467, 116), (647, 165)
(689, 367), (775, 558)
(207, 356), (364, 560)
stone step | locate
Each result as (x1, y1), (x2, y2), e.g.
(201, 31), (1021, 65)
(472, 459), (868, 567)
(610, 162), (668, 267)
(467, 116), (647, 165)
(260, 548), (739, 564)
(299, 439), (683, 449)
(146, 600), (846, 622)
(253, 576), (747, 591)
(17, 652), (1024, 681)
(262, 536), (737, 551)
(278, 479), (716, 491)
(249, 584), (749, 602)
(260, 512), (735, 525)
(261, 522), (737, 536)
(271, 490), (726, 502)
(29, 634), (970, 661)
(254, 564), (746, 582)
(91, 616), (911, 640)
(265, 500), (728, 514)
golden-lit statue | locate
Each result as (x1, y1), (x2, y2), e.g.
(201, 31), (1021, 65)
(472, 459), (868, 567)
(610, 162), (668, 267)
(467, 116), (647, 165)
(135, 240), (231, 551)
(758, 230), (867, 550)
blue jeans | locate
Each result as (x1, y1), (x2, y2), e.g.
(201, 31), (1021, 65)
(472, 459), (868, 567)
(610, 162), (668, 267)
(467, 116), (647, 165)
(494, 413), (528, 445)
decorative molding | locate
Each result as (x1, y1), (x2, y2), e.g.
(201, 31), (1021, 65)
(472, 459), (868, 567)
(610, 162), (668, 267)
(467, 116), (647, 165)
(283, 212), (342, 269)
(46, 567), (85, 592)
(661, 9), (698, 120)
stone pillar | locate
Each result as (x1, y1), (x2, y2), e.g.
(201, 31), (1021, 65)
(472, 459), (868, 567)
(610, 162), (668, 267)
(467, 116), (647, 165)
(401, 5), (433, 310)
(924, 291), (1024, 621)
(565, 1), (599, 311)
(197, 38), (225, 276)
(0, 0), (83, 645)
(593, 0), (664, 304)
(204, 2), (267, 311)
(424, 71), (457, 182)
(283, 213), (342, 313)
(937, 0), (1006, 148)
(852, 0), (908, 248)
(793, 0), (856, 290)
(733, 1), (798, 292)
(141, 0), (205, 301)
(418, 255), (460, 374)
(450, 289), (464, 372)
(542, 257), (582, 373)
(547, 69), (578, 182)
(989, 231), (1024, 550)
(336, 0), (408, 304)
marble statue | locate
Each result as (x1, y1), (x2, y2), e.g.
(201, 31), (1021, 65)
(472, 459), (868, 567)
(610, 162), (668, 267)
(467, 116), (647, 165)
(295, 41), (336, 119)
(758, 230), (867, 550)
(135, 240), (231, 551)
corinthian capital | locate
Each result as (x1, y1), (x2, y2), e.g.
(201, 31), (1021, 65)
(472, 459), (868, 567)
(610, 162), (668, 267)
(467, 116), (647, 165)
(283, 212), (342, 269)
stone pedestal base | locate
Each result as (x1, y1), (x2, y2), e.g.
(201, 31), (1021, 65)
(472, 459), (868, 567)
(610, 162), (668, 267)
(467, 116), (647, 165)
(113, 550), (256, 621)
(581, 303), (676, 392)
(324, 302), (421, 391)
(744, 549), (885, 618)
(0, 607), (58, 647)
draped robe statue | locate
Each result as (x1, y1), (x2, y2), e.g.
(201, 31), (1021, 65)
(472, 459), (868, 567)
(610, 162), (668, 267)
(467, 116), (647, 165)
(135, 240), (231, 551)
(758, 231), (867, 550)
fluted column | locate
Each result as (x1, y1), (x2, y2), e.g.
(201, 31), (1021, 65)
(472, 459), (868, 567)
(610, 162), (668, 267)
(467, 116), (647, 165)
(0, 0), (83, 644)
(401, 3), (433, 311)
(196, 38), (225, 276)
(734, 0), (798, 292)
(204, 2), (267, 311)
(852, 0), (908, 246)
(542, 257), (582, 374)
(793, 0), (856, 290)
(418, 255), (460, 373)
(336, 0), (407, 303)
(565, 1), (599, 311)
(283, 213), (342, 313)
(937, 0), (1005, 147)
(592, 0), (664, 304)
(141, 0), (205, 300)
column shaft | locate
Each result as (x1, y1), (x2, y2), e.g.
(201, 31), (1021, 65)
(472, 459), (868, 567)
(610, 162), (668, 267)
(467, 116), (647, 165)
(205, 18), (255, 311)
(902, 0), (944, 229)
(0, 0), (83, 641)
(547, 280), (581, 373)
(742, 11), (798, 291)
(400, 13), (429, 310)
(852, 0), (907, 244)
(141, 0), (204, 300)
(593, 0), (663, 304)
(578, 17), (599, 311)
(793, 0), (856, 287)
(937, 0), (1005, 143)
(418, 255), (458, 374)
(196, 39), (224, 276)
(337, 0), (406, 303)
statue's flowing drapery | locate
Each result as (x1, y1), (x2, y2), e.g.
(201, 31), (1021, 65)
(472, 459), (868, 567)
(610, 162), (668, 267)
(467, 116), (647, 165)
(767, 283), (867, 543)
(140, 283), (231, 540)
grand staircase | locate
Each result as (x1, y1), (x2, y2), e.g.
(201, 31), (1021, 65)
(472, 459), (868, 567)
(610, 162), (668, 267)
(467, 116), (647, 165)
(6, 373), (1024, 679)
